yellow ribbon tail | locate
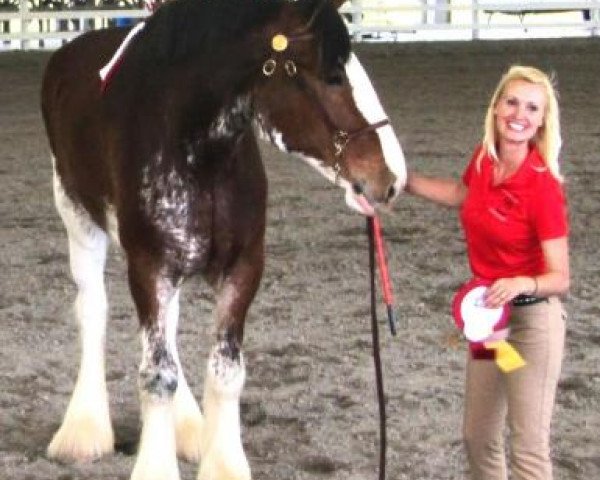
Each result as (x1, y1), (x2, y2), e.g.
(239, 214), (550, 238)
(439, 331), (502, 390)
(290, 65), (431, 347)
(484, 340), (526, 373)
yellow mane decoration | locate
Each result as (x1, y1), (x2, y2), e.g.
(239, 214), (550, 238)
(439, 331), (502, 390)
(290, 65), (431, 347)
(271, 34), (289, 52)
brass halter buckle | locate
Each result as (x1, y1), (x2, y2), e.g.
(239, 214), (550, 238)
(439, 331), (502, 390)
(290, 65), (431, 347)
(284, 60), (297, 77)
(271, 33), (289, 52)
(262, 58), (297, 77)
(333, 130), (350, 157)
(333, 162), (342, 185)
(262, 59), (277, 76)
(262, 32), (307, 78)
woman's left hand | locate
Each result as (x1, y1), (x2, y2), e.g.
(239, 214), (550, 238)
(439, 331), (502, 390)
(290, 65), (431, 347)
(484, 277), (527, 308)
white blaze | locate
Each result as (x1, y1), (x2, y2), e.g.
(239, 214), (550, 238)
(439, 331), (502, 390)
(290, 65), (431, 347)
(255, 53), (407, 216)
(345, 53), (407, 190)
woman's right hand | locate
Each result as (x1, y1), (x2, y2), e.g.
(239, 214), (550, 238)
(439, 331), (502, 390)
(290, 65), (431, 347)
(404, 171), (466, 208)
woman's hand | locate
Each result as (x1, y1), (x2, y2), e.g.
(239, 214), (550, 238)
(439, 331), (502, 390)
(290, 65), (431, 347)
(484, 237), (570, 309)
(404, 171), (467, 208)
(484, 277), (534, 309)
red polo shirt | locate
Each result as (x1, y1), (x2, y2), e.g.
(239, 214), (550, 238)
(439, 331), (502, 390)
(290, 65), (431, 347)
(460, 145), (568, 281)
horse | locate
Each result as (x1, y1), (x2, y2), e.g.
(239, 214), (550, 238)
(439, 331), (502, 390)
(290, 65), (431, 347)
(40, 0), (406, 478)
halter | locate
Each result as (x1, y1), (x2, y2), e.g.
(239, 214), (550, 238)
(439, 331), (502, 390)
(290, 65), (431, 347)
(261, 26), (394, 480)
(261, 32), (390, 183)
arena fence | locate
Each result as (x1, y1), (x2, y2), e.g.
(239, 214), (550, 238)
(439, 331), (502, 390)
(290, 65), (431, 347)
(0, 0), (599, 49)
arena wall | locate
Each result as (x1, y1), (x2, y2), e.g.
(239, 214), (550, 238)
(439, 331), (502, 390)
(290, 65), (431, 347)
(0, 0), (598, 49)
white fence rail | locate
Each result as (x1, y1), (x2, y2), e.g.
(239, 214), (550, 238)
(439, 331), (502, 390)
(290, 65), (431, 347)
(342, 1), (599, 41)
(1, 0), (599, 49)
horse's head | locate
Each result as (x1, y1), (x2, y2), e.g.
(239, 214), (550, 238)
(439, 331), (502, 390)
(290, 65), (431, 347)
(254, 0), (406, 215)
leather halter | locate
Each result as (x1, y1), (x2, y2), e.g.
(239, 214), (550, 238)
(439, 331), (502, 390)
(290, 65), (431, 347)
(261, 33), (390, 182)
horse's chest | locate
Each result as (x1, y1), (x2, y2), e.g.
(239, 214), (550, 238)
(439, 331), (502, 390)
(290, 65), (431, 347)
(138, 167), (213, 268)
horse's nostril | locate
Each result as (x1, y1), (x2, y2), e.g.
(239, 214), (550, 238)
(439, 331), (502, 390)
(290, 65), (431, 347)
(352, 183), (365, 195)
(386, 185), (396, 201)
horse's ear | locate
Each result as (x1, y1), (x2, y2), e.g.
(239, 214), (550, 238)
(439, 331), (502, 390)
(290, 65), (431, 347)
(331, 0), (348, 10)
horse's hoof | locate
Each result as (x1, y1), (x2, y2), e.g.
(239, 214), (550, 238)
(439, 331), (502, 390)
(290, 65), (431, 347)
(131, 443), (181, 480)
(176, 415), (203, 463)
(131, 463), (181, 480)
(174, 378), (204, 463)
(197, 450), (251, 480)
(47, 416), (114, 463)
(197, 467), (251, 480)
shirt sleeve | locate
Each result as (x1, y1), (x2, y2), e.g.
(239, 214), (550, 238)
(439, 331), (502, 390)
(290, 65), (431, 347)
(532, 175), (568, 240)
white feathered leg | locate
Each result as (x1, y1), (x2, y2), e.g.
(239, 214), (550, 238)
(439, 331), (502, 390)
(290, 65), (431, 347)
(131, 281), (180, 480)
(165, 290), (204, 463)
(197, 343), (250, 480)
(48, 168), (113, 462)
(131, 393), (180, 480)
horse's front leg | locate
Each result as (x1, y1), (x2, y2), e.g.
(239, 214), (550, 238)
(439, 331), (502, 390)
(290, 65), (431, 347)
(167, 290), (204, 463)
(128, 260), (182, 480)
(198, 246), (264, 480)
(48, 174), (113, 462)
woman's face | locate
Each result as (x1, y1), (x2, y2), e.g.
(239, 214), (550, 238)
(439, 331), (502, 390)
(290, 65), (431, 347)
(494, 79), (546, 146)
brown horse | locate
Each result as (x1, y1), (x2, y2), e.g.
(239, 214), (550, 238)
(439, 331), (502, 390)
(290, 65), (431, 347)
(41, 0), (406, 478)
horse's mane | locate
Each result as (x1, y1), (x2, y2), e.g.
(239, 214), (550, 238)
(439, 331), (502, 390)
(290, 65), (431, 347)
(134, 0), (350, 77)
(138, 0), (280, 64)
(295, 0), (351, 77)
(104, 0), (352, 139)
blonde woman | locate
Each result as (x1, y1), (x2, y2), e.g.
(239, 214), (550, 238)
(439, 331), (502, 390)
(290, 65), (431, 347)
(406, 65), (569, 480)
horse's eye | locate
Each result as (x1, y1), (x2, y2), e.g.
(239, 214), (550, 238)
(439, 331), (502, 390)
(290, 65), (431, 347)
(323, 55), (347, 85)
(326, 73), (344, 85)
(325, 66), (346, 86)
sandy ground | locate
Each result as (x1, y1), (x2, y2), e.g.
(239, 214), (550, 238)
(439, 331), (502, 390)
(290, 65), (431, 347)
(1, 37), (599, 480)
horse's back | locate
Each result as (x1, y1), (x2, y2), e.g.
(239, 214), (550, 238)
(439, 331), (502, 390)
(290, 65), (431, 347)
(42, 27), (130, 218)
(42, 27), (128, 121)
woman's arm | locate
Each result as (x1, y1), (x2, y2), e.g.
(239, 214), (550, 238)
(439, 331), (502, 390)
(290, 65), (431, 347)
(405, 171), (467, 208)
(485, 236), (570, 307)
(534, 236), (571, 296)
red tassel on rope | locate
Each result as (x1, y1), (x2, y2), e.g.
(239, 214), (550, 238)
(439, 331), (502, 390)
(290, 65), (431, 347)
(355, 193), (397, 336)
(369, 215), (397, 336)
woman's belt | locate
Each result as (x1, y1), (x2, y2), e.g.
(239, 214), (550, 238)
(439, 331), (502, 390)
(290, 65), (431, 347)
(511, 294), (548, 306)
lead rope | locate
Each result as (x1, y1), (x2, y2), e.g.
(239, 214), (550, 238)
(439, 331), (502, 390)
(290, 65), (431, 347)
(366, 215), (395, 480)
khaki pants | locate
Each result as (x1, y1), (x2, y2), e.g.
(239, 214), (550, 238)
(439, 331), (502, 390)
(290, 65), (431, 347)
(463, 297), (566, 480)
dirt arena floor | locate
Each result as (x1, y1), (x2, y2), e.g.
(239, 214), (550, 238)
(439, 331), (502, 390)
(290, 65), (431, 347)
(1, 37), (599, 480)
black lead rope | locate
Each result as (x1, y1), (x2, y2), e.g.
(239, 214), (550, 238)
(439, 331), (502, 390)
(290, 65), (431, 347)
(367, 216), (387, 480)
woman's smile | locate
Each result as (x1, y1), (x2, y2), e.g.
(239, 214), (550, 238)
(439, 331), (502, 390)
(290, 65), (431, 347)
(494, 79), (546, 145)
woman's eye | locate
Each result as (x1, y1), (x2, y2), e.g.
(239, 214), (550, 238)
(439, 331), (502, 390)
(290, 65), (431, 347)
(527, 104), (539, 112)
(506, 97), (518, 106)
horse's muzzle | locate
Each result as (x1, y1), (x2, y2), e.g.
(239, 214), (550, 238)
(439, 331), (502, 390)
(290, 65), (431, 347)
(357, 170), (401, 200)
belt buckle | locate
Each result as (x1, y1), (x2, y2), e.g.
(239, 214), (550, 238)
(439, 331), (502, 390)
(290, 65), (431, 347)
(512, 295), (546, 307)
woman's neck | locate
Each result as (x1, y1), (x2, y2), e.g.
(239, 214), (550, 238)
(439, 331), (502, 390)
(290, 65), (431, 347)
(497, 141), (529, 167)
(493, 142), (529, 185)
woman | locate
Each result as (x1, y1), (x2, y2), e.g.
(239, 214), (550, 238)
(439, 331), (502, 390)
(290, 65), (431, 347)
(406, 65), (569, 480)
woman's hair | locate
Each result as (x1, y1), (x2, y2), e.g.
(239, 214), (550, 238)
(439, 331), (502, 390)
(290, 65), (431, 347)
(479, 65), (562, 182)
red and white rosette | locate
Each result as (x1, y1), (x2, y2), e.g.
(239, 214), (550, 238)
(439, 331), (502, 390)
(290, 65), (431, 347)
(452, 278), (510, 359)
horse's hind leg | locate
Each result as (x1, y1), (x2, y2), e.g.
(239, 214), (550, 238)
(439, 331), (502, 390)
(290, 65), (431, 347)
(48, 168), (113, 462)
